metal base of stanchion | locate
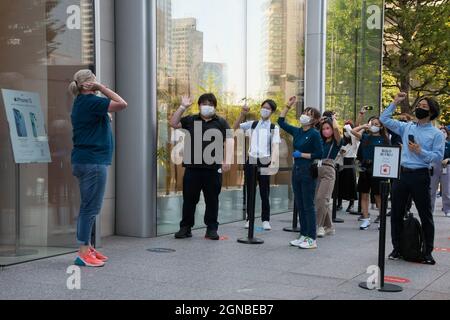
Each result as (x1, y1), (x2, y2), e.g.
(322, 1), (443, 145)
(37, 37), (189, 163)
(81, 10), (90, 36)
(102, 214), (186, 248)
(0, 249), (38, 257)
(333, 218), (345, 223)
(237, 237), (264, 244)
(359, 282), (403, 292)
(283, 227), (301, 232)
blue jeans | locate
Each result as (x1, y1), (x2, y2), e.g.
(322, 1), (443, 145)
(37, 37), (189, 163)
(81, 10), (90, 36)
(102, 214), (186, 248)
(72, 164), (108, 245)
(292, 163), (317, 240)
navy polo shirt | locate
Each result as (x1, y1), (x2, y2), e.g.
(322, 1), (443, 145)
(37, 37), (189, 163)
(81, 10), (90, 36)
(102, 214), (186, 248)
(71, 94), (113, 165)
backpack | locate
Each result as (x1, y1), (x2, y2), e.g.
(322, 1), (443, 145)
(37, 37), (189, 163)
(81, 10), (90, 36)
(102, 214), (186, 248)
(399, 213), (426, 262)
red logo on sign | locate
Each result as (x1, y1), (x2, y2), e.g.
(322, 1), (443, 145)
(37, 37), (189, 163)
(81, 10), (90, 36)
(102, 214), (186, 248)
(381, 164), (391, 175)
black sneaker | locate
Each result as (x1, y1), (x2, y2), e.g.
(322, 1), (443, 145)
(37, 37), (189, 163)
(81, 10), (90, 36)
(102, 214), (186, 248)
(337, 205), (343, 211)
(422, 254), (436, 265)
(374, 216), (380, 224)
(174, 227), (192, 239)
(205, 229), (220, 240)
(388, 250), (402, 260)
(346, 204), (354, 213)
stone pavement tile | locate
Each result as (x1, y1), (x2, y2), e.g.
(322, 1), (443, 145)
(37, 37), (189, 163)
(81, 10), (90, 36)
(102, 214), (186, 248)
(411, 290), (450, 300)
(313, 291), (386, 300)
(214, 292), (281, 300)
(263, 272), (347, 288)
(335, 280), (422, 300)
(236, 282), (326, 300)
(420, 271), (450, 294)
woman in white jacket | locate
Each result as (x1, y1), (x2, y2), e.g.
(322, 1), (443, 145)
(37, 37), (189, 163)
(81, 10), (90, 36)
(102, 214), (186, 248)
(336, 121), (360, 213)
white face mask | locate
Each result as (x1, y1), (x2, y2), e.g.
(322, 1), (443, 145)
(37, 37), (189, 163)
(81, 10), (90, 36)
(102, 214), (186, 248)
(300, 115), (311, 126)
(260, 109), (272, 119)
(370, 126), (380, 134)
(200, 105), (215, 117)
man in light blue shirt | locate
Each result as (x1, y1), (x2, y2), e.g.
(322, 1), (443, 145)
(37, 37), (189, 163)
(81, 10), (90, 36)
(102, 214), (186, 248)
(380, 92), (445, 265)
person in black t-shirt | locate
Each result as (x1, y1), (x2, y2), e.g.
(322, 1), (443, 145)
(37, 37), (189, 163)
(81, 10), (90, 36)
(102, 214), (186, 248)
(169, 93), (234, 240)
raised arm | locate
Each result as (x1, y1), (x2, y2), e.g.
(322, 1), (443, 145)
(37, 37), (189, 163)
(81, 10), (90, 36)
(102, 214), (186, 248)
(380, 92), (408, 136)
(278, 96), (298, 135)
(233, 105), (250, 130)
(332, 115), (342, 145)
(83, 82), (128, 112)
(352, 123), (370, 141)
(170, 96), (193, 129)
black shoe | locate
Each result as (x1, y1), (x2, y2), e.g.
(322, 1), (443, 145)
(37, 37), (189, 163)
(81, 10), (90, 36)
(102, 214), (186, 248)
(388, 250), (402, 260)
(205, 229), (220, 240)
(422, 254), (436, 265)
(337, 205), (343, 211)
(374, 216), (380, 224)
(174, 227), (192, 239)
(346, 204), (354, 213)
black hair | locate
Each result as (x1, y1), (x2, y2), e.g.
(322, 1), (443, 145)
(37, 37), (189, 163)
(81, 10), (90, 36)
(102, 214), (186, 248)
(198, 93), (218, 107)
(261, 99), (277, 112)
(418, 97), (440, 121)
(322, 111), (334, 119)
(364, 116), (390, 145)
(320, 118), (338, 145)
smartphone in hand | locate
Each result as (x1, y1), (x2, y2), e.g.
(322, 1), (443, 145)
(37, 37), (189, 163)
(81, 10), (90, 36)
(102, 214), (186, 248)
(408, 135), (415, 144)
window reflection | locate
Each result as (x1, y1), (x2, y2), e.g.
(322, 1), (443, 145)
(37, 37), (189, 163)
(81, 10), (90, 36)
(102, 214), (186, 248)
(0, 0), (95, 265)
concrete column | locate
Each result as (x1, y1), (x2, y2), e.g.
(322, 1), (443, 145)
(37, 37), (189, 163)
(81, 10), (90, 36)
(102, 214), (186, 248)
(304, 0), (327, 113)
(115, 0), (157, 237)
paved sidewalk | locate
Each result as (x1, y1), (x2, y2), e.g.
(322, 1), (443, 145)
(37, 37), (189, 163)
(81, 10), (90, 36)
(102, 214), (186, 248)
(1, 199), (449, 300)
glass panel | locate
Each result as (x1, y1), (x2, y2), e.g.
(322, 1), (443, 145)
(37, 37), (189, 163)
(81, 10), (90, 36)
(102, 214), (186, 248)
(326, 0), (383, 123)
(156, 0), (305, 235)
(0, 0), (95, 266)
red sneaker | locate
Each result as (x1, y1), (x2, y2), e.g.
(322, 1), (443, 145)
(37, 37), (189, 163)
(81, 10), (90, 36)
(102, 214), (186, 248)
(74, 251), (105, 267)
(90, 247), (109, 262)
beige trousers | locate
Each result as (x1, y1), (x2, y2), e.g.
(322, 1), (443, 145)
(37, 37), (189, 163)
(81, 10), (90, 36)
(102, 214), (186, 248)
(315, 160), (336, 229)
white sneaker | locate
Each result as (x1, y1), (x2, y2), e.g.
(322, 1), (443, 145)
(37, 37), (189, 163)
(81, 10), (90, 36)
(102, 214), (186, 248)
(299, 237), (318, 249)
(445, 212), (450, 217)
(360, 218), (371, 230)
(325, 227), (335, 236)
(244, 220), (249, 229)
(290, 236), (306, 247)
(262, 221), (272, 230)
(317, 227), (325, 238)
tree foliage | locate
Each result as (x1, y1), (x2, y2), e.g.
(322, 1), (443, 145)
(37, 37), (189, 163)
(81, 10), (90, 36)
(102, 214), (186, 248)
(383, 0), (450, 114)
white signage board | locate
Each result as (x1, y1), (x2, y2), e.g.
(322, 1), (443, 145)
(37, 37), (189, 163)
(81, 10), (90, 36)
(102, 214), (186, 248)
(1, 89), (51, 164)
(373, 146), (401, 179)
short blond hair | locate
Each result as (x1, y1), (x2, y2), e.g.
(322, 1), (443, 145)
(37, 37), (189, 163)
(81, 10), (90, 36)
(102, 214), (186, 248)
(68, 69), (96, 96)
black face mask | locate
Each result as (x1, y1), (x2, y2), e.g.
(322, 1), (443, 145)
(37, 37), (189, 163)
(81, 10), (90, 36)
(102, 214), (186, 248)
(415, 108), (430, 120)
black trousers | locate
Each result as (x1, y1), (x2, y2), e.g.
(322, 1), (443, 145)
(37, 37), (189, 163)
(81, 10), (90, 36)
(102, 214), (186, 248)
(391, 170), (435, 255)
(244, 163), (271, 222)
(181, 168), (222, 230)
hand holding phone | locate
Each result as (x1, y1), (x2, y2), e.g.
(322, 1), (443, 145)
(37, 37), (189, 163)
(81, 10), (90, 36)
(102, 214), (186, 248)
(408, 135), (415, 144)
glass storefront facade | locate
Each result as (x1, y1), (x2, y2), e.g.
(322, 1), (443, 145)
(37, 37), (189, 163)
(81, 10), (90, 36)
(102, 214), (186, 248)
(156, 0), (306, 235)
(0, 0), (95, 266)
(0, 0), (386, 265)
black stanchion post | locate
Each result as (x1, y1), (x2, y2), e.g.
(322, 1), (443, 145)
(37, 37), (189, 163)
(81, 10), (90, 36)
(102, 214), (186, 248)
(332, 164), (344, 223)
(283, 201), (300, 232)
(238, 164), (264, 244)
(349, 191), (363, 215)
(242, 179), (247, 221)
(359, 181), (402, 292)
